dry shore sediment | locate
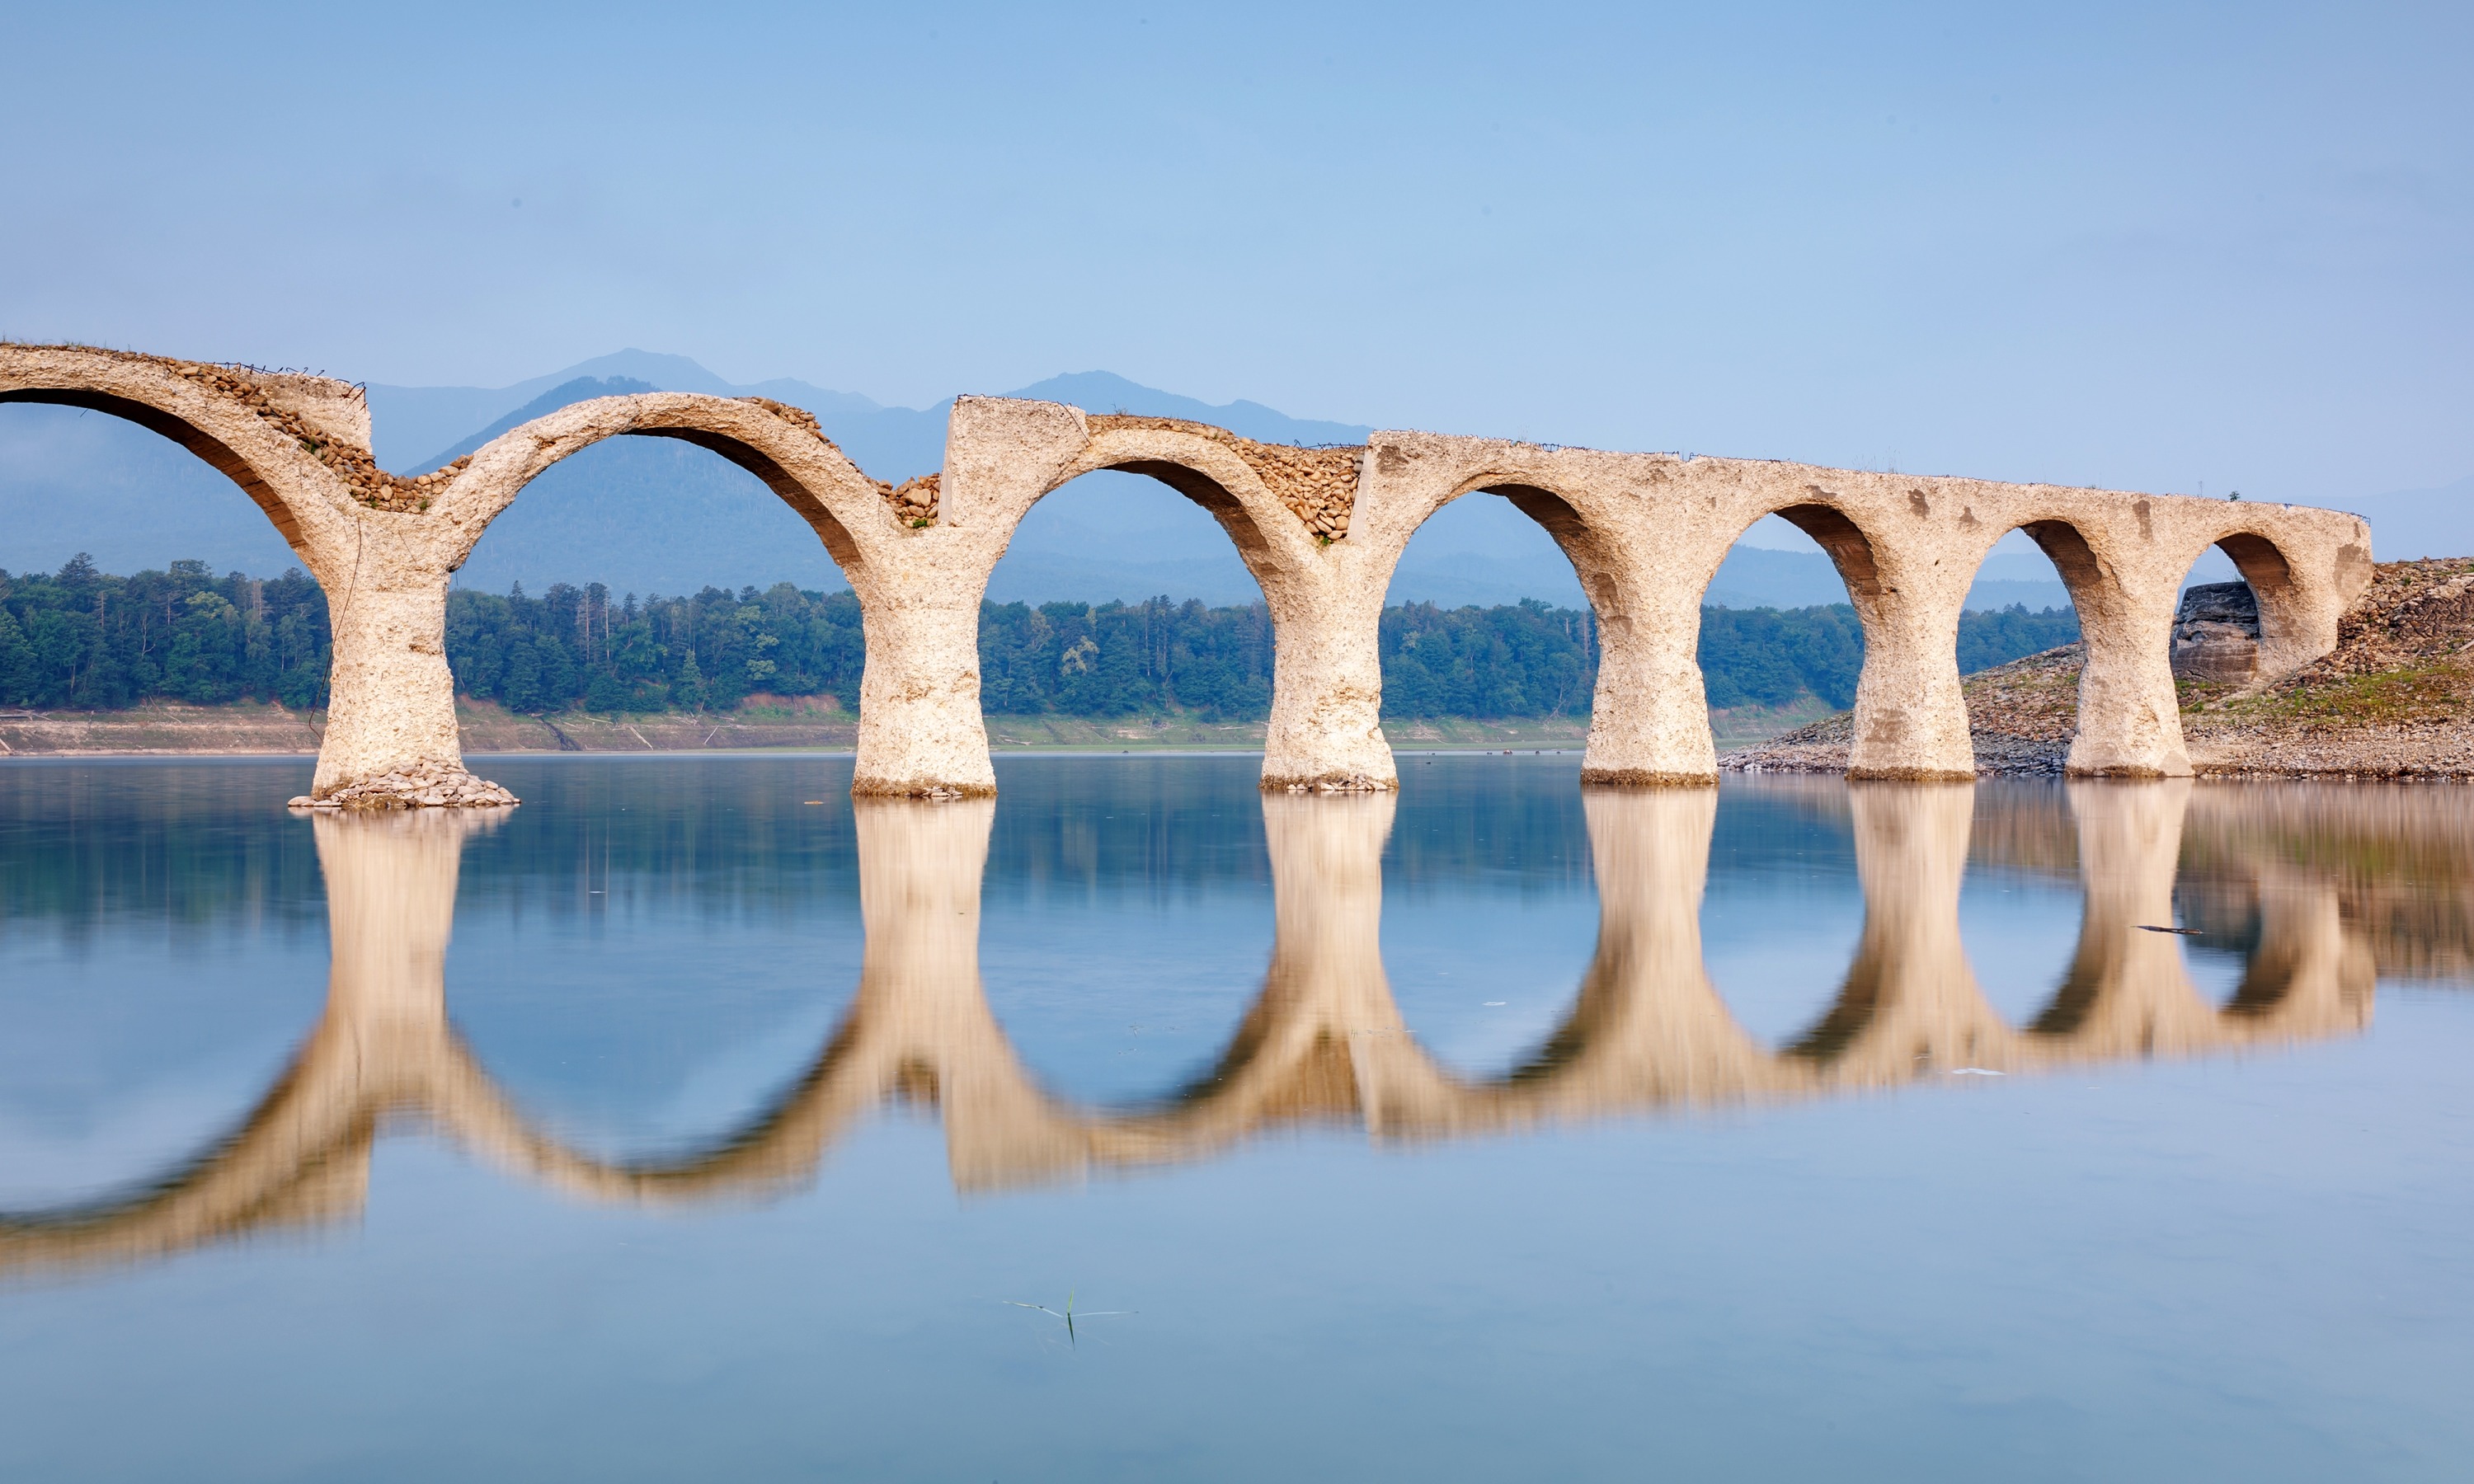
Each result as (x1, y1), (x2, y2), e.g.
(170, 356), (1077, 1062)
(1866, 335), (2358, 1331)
(0, 702), (1597, 758)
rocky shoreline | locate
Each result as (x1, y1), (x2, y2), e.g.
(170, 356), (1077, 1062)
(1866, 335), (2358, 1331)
(1724, 557), (2474, 779)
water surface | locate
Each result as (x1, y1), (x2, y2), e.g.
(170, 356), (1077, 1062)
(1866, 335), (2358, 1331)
(1, 755), (2467, 1481)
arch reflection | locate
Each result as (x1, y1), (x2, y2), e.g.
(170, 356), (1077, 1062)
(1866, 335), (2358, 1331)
(0, 780), (2379, 1275)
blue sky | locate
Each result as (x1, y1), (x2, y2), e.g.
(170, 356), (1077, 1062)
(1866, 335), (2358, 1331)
(2, 2), (2467, 505)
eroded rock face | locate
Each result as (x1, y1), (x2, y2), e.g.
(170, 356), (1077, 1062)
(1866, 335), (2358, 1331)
(2173, 582), (2261, 683)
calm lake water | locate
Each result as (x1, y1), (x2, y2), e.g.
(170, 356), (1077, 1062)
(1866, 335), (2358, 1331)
(1, 754), (2468, 1482)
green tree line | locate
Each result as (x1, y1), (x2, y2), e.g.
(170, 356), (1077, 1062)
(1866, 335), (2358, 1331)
(0, 556), (333, 709)
(0, 557), (2083, 719)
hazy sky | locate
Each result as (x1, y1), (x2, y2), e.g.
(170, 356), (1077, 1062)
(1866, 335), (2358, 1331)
(3, 2), (2466, 504)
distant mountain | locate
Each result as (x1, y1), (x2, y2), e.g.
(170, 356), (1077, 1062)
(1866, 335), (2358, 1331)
(1003, 371), (1370, 448)
(3, 349), (2455, 610)
(364, 350), (883, 472)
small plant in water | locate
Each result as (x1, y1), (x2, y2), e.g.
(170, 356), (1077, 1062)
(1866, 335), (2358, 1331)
(1004, 1289), (1134, 1346)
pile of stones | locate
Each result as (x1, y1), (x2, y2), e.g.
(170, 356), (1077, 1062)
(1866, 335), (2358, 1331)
(738, 396), (827, 440)
(1274, 772), (1391, 793)
(882, 473), (940, 526)
(289, 763), (520, 810)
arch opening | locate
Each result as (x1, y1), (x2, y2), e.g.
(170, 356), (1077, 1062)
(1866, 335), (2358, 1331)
(1940, 523), (2099, 763)
(0, 399), (336, 712)
(0, 388), (310, 553)
(980, 467), (1281, 733)
(1378, 484), (1603, 736)
(2167, 532), (2302, 692)
(449, 430), (874, 724)
(1694, 505), (1885, 749)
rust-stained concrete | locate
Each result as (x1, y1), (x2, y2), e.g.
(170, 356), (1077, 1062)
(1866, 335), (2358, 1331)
(2, 344), (2375, 801)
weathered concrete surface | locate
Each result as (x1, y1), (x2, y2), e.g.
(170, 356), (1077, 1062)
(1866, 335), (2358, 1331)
(0, 780), (2380, 1273)
(931, 401), (1396, 791)
(2, 342), (2375, 797)
(0, 347), (505, 803)
(1347, 437), (2373, 782)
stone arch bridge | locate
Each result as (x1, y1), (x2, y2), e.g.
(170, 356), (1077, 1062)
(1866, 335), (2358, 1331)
(1, 344), (2373, 801)
(0, 781), (2373, 1277)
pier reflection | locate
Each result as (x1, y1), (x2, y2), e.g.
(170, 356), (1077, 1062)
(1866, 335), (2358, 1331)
(0, 781), (2390, 1275)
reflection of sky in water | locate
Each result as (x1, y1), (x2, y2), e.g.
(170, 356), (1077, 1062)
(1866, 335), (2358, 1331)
(1959, 872), (2091, 1027)
(0, 933), (319, 1205)
(1383, 886), (1599, 1078)
(3, 759), (2472, 1481)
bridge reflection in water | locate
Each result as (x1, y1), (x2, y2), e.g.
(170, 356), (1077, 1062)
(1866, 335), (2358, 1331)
(0, 782), (2376, 1276)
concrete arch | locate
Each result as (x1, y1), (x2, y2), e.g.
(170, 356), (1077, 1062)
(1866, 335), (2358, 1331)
(888, 398), (1390, 795)
(1349, 439), (1729, 786)
(1704, 495), (1978, 781)
(411, 390), (959, 804)
(0, 345), (371, 565)
(1954, 514), (2190, 776)
(424, 392), (903, 580)
(2166, 525), (2335, 681)
(1041, 420), (1332, 590)
(1399, 471), (1681, 782)
(1740, 492), (1981, 780)
(0, 345), (521, 800)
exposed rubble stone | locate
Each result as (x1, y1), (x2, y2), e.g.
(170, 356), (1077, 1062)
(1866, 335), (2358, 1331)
(882, 472), (940, 526)
(736, 396), (825, 439)
(289, 763), (520, 810)
(1087, 415), (1362, 540)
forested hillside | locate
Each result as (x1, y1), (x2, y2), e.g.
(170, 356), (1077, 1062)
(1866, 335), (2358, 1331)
(0, 558), (2081, 721)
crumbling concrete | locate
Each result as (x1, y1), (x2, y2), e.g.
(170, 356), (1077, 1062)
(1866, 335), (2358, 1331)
(1, 342), (2377, 800)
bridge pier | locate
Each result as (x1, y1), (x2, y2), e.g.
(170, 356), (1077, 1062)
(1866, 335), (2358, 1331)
(1842, 558), (1978, 782)
(1574, 609), (1722, 786)
(1260, 581), (1398, 791)
(2065, 585), (2192, 776)
(849, 589), (999, 797)
(311, 555), (475, 797)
